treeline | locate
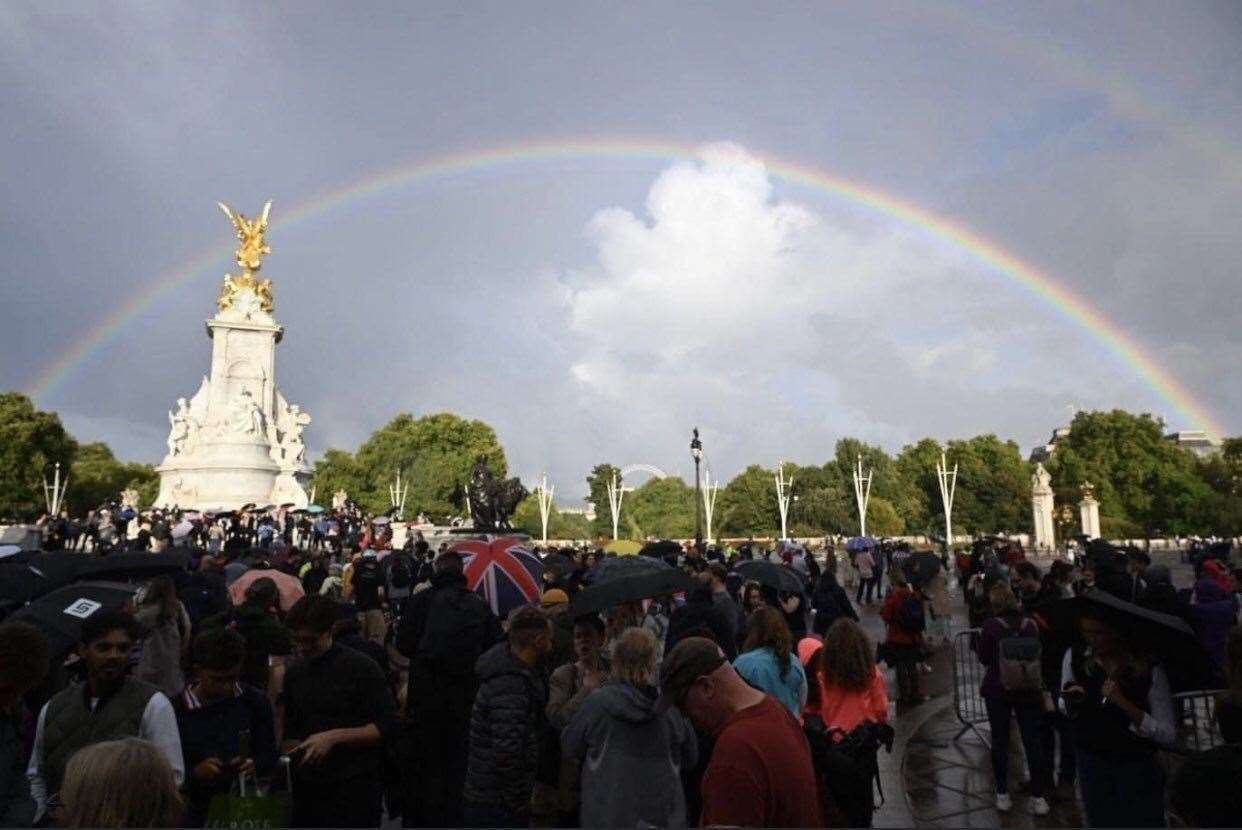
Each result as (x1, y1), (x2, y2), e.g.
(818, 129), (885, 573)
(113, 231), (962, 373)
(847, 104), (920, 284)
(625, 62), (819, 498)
(0, 393), (158, 519)
(5, 393), (1237, 540)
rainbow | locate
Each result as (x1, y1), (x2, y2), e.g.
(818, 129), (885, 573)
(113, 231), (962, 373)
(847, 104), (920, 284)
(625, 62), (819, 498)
(25, 137), (1225, 437)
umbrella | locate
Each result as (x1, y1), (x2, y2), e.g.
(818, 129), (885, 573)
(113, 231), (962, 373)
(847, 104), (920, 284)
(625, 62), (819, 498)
(905, 551), (944, 587)
(279, 502), (296, 509)
(570, 569), (695, 615)
(82, 551), (188, 583)
(845, 536), (877, 553)
(587, 554), (671, 585)
(1036, 589), (1215, 692)
(10, 580), (138, 660)
(453, 536), (544, 618)
(733, 559), (806, 594)
(171, 519), (195, 540)
(371, 516), (391, 526)
(227, 568), (306, 611)
(603, 539), (643, 556)
(305, 505), (325, 515)
(639, 540), (683, 560)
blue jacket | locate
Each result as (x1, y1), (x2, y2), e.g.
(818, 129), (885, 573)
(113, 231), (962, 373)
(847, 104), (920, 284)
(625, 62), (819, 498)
(733, 646), (807, 718)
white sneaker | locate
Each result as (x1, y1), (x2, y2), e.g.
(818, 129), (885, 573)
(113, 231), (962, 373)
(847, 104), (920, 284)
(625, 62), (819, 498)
(1030, 796), (1050, 816)
(996, 793), (1012, 812)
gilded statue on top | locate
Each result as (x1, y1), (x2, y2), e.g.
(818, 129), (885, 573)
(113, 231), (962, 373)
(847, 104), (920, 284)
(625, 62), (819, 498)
(217, 201), (275, 315)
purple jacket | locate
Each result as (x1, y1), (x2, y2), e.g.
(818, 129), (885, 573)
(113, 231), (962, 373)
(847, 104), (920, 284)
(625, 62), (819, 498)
(1189, 578), (1239, 671)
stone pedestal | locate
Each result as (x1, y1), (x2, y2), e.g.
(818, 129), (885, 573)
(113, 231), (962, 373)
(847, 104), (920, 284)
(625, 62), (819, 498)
(1031, 463), (1055, 552)
(1079, 496), (1101, 541)
(155, 292), (310, 510)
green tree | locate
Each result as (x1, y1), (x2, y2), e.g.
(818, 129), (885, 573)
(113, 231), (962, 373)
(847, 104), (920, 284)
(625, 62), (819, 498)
(623, 477), (696, 539)
(1197, 437), (1242, 535)
(946, 435), (1031, 535)
(511, 494), (594, 541)
(1046, 410), (1213, 536)
(310, 448), (367, 507)
(335, 413), (508, 516)
(585, 463), (621, 538)
(867, 496), (905, 536)
(718, 464), (779, 537)
(827, 439), (922, 534)
(0, 392), (78, 519)
(68, 442), (158, 514)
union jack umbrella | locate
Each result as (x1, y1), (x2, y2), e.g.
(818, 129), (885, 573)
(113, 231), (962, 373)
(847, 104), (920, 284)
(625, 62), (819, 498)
(454, 536), (544, 618)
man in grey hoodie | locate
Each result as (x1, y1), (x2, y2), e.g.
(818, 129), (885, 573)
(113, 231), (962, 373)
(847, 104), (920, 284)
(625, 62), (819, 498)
(563, 627), (698, 829)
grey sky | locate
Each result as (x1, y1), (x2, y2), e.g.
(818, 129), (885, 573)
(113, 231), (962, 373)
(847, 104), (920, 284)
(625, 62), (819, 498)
(2, 1), (1239, 501)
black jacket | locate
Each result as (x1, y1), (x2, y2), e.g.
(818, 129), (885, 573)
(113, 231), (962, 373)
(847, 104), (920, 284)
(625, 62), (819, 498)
(812, 575), (858, 636)
(397, 570), (502, 704)
(667, 587), (737, 657)
(463, 643), (547, 815)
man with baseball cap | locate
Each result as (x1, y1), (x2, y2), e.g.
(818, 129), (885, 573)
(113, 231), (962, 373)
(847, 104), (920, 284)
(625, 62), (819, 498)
(659, 637), (822, 827)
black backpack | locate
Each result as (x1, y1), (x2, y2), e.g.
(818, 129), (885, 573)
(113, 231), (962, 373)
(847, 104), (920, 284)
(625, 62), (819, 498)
(416, 588), (495, 679)
(804, 716), (895, 828)
(896, 593), (926, 633)
(354, 560), (383, 605)
(388, 554), (413, 589)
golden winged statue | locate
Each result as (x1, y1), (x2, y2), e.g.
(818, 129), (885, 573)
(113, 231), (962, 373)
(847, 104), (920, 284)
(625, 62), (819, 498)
(217, 200), (275, 314)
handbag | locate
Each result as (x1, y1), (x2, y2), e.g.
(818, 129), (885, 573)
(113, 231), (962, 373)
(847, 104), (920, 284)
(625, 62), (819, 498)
(205, 762), (292, 829)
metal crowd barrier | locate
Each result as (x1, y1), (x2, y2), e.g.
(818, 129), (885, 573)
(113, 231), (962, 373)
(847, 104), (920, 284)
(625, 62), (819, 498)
(1173, 689), (1226, 752)
(951, 627), (990, 746)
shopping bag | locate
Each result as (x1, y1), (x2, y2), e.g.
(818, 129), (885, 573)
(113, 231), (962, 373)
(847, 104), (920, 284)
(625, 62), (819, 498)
(205, 767), (291, 829)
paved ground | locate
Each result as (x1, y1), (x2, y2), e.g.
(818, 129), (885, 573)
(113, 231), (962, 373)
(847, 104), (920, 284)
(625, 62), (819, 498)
(856, 549), (1198, 828)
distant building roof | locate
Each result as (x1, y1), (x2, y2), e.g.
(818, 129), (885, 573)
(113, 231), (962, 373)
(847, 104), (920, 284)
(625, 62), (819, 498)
(1165, 430), (1220, 458)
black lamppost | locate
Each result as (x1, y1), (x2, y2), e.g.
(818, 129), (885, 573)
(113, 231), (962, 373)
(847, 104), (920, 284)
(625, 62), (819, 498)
(691, 428), (703, 551)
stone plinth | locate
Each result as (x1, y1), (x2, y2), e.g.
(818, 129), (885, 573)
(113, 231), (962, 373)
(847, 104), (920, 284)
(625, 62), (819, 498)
(155, 291), (310, 510)
(1079, 496), (1101, 540)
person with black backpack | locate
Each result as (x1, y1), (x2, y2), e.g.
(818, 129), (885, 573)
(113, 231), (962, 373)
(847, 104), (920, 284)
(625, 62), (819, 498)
(974, 584), (1050, 816)
(351, 551), (386, 644)
(396, 551), (503, 828)
(879, 570), (926, 705)
(384, 547), (415, 615)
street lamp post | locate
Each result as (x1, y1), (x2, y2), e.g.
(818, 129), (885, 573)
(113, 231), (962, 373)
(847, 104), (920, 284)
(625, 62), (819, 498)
(691, 428), (704, 551)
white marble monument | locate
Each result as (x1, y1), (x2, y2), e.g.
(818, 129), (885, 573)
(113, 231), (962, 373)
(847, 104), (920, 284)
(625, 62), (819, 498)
(1078, 482), (1101, 541)
(1031, 462), (1055, 552)
(155, 202), (312, 510)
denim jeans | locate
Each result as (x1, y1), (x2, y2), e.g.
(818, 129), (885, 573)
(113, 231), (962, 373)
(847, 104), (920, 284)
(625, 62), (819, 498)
(1076, 748), (1166, 828)
(984, 696), (1046, 797)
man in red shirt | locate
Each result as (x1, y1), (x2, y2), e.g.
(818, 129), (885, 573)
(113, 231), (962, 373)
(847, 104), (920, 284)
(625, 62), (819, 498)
(658, 637), (823, 828)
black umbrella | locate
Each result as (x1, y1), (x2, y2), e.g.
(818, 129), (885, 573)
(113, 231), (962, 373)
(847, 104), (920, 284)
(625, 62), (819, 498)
(733, 559), (806, 595)
(81, 550), (188, 582)
(570, 569), (695, 615)
(587, 554), (671, 585)
(10, 580), (138, 659)
(0, 551), (94, 607)
(1035, 589), (1215, 692)
(639, 540), (683, 560)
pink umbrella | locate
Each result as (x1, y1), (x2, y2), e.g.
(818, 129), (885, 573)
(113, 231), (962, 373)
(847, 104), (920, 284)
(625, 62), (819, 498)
(228, 568), (305, 611)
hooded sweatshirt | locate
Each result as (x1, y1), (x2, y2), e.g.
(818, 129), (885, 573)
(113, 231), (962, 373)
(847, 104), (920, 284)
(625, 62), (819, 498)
(562, 682), (698, 829)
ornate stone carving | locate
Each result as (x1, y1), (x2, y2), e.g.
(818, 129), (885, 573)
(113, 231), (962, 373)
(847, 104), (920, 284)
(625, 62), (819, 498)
(167, 398), (200, 458)
(332, 489), (349, 510)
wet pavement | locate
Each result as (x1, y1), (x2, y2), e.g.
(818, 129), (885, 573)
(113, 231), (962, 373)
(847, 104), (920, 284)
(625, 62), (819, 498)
(851, 548), (1197, 829)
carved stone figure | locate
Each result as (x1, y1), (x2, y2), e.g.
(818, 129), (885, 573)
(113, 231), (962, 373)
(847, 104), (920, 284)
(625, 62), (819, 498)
(226, 389), (265, 438)
(217, 201), (275, 315)
(280, 405), (311, 466)
(332, 489), (349, 510)
(1031, 462), (1052, 493)
(120, 488), (139, 509)
(167, 398), (196, 457)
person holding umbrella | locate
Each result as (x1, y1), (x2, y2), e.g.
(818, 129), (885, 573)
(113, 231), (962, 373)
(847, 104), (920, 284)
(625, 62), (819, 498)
(1059, 601), (1178, 827)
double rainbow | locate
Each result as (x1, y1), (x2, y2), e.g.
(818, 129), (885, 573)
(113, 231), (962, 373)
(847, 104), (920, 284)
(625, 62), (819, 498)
(25, 138), (1224, 437)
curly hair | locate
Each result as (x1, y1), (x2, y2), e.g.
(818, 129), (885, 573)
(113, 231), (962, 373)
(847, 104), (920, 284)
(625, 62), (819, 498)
(819, 618), (875, 693)
(742, 605), (793, 678)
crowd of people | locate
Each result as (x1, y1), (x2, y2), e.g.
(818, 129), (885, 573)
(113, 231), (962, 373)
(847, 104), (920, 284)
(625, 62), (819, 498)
(957, 537), (1242, 827)
(3, 505), (1241, 828)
